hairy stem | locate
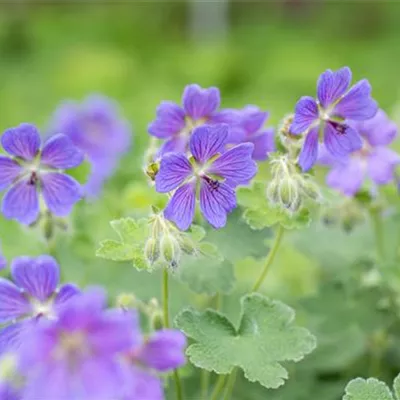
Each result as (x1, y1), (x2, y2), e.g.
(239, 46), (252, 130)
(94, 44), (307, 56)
(252, 224), (285, 292)
(162, 268), (184, 400)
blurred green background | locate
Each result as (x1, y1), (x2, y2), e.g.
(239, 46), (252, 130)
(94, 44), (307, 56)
(1, 2), (400, 399)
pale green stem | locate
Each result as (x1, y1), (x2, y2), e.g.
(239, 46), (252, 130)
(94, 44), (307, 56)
(162, 268), (184, 400)
(210, 375), (227, 400)
(222, 368), (238, 400)
(252, 224), (285, 292)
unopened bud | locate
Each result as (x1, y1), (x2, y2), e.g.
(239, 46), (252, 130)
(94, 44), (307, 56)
(160, 234), (181, 268)
(145, 161), (159, 182)
(179, 235), (196, 255)
(279, 177), (301, 212)
(298, 177), (322, 203)
(116, 293), (137, 309)
(144, 237), (160, 265)
(266, 180), (280, 205)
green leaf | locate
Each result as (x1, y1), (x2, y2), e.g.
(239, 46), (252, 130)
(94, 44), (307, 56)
(96, 218), (149, 270)
(179, 257), (235, 295)
(238, 182), (311, 230)
(175, 293), (316, 389)
(343, 374), (400, 400)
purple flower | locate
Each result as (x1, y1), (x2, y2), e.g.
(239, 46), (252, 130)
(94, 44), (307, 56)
(155, 124), (257, 230)
(0, 255), (79, 354)
(0, 382), (20, 400)
(49, 95), (132, 197)
(291, 67), (378, 171)
(19, 288), (133, 400)
(235, 105), (275, 161)
(148, 84), (240, 156)
(120, 313), (186, 400)
(320, 109), (400, 196)
(0, 124), (84, 224)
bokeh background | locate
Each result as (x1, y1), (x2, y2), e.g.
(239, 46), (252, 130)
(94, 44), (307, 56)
(1, 2), (400, 399)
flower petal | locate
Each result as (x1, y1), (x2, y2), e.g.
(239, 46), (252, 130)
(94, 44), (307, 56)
(138, 329), (186, 371)
(352, 109), (397, 147)
(326, 158), (365, 196)
(155, 153), (193, 193)
(298, 128), (320, 172)
(0, 278), (31, 323)
(148, 101), (186, 139)
(1, 178), (39, 225)
(1, 123), (41, 160)
(317, 67), (352, 108)
(11, 256), (60, 301)
(189, 124), (228, 164)
(0, 320), (33, 354)
(248, 128), (275, 161)
(41, 172), (82, 216)
(367, 147), (400, 185)
(208, 143), (257, 186)
(334, 79), (378, 120)
(199, 179), (236, 229)
(54, 283), (81, 311)
(239, 106), (269, 134)
(41, 134), (84, 169)
(157, 136), (188, 157)
(164, 183), (196, 231)
(323, 122), (362, 159)
(0, 156), (22, 191)
(182, 84), (220, 120)
(291, 96), (319, 134)
(124, 366), (164, 400)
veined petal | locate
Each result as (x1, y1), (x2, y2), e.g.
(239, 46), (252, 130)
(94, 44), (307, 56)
(148, 101), (186, 139)
(239, 106), (269, 134)
(324, 122), (362, 159)
(157, 136), (188, 157)
(334, 79), (378, 120)
(41, 172), (82, 216)
(138, 329), (186, 371)
(0, 278), (31, 323)
(1, 123), (41, 160)
(11, 256), (60, 302)
(1, 178), (40, 225)
(0, 321), (29, 354)
(164, 183), (196, 231)
(326, 159), (365, 196)
(182, 84), (220, 120)
(41, 134), (84, 169)
(0, 156), (22, 190)
(298, 128), (320, 172)
(54, 283), (81, 311)
(155, 153), (192, 193)
(247, 128), (275, 161)
(199, 179), (236, 229)
(291, 96), (319, 134)
(367, 147), (400, 185)
(189, 124), (228, 164)
(208, 143), (257, 186)
(317, 67), (352, 108)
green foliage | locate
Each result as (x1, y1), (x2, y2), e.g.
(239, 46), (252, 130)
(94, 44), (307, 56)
(66, 159), (92, 184)
(238, 182), (312, 231)
(343, 374), (400, 400)
(175, 293), (316, 389)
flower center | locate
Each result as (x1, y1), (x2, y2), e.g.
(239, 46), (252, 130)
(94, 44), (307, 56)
(31, 298), (55, 319)
(181, 117), (208, 137)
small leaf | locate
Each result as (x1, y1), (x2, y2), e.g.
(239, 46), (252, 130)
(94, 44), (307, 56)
(96, 240), (137, 261)
(343, 376), (397, 400)
(179, 257), (235, 295)
(175, 293), (316, 389)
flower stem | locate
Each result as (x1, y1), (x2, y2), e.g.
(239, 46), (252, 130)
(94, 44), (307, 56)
(161, 268), (184, 400)
(210, 375), (227, 400)
(252, 224), (285, 292)
(370, 208), (385, 262)
(222, 368), (238, 400)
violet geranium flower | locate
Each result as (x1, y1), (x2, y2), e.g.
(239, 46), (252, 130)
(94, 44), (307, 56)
(0, 255), (79, 353)
(148, 84), (240, 156)
(236, 105), (275, 161)
(155, 124), (257, 230)
(291, 67), (378, 171)
(121, 312), (186, 400)
(0, 124), (84, 224)
(320, 109), (400, 196)
(19, 288), (133, 400)
(49, 95), (132, 197)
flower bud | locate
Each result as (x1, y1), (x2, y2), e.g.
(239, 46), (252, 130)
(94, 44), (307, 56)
(145, 161), (159, 182)
(279, 177), (301, 212)
(116, 293), (137, 309)
(160, 234), (181, 268)
(298, 176), (323, 203)
(179, 235), (196, 255)
(266, 179), (280, 205)
(144, 237), (160, 265)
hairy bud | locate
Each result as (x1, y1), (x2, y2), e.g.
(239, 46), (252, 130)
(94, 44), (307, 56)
(160, 233), (181, 268)
(144, 237), (160, 265)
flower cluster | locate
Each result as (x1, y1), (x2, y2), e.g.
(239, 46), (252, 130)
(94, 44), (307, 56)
(49, 95), (132, 197)
(0, 124), (84, 225)
(0, 258), (186, 400)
